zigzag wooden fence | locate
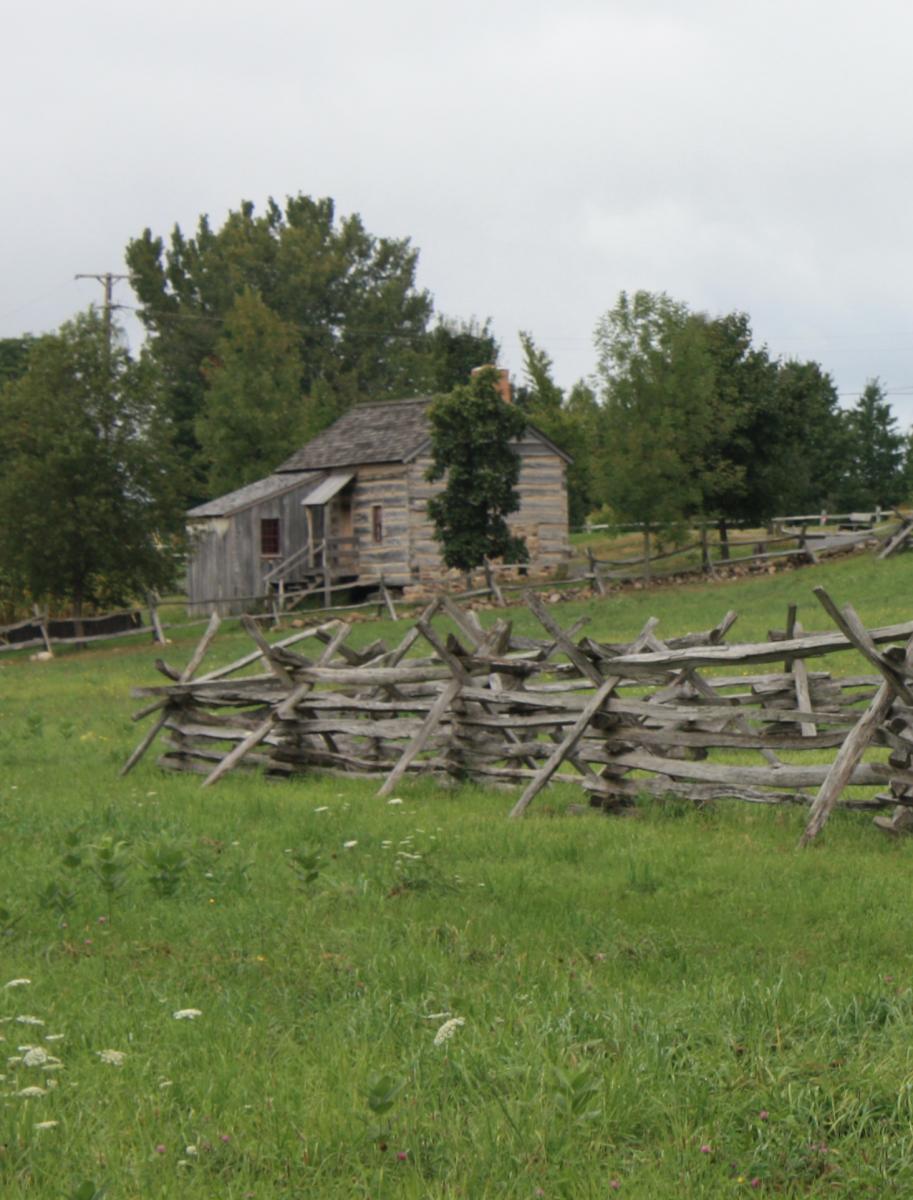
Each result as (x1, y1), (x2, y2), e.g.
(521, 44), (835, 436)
(125, 589), (913, 846)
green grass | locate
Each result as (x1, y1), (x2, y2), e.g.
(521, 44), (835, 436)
(3, 550), (913, 1197)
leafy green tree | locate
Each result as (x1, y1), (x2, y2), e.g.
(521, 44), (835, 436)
(838, 378), (907, 509)
(0, 336), (33, 387)
(515, 332), (595, 526)
(126, 195), (434, 497)
(195, 288), (308, 496)
(0, 309), (183, 619)
(426, 367), (529, 572)
(594, 291), (738, 567)
(421, 316), (500, 393)
(767, 360), (848, 512)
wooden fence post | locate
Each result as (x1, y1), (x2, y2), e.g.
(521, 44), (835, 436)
(484, 558), (505, 606)
(586, 547), (607, 595)
(147, 592), (166, 645)
(33, 605), (52, 655)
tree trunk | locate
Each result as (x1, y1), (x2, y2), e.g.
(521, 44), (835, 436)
(717, 517), (730, 562)
(700, 522), (711, 573)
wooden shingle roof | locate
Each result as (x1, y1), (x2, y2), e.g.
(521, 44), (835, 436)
(275, 398), (433, 473)
(274, 395), (572, 474)
(187, 471), (323, 519)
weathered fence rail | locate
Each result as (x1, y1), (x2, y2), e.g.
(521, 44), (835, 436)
(125, 588), (913, 844)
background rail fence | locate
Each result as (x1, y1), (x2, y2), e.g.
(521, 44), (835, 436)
(125, 588), (913, 845)
(5, 509), (910, 652)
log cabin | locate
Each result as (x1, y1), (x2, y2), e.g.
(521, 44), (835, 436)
(186, 391), (571, 614)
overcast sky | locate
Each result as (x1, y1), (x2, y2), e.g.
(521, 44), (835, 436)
(5, 1), (913, 422)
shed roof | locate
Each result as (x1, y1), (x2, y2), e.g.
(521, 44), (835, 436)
(275, 398), (433, 473)
(187, 471), (323, 519)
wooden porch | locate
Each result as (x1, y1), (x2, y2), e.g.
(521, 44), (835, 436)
(263, 534), (360, 609)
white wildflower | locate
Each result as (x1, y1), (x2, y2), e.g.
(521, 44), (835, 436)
(396, 851), (422, 860)
(433, 1016), (465, 1046)
(16, 1085), (47, 1098)
(98, 1049), (126, 1066)
(313, 806), (329, 813)
(387, 798), (403, 805)
(7, 1055), (22, 1066)
(22, 1047), (49, 1067)
(41, 1062), (63, 1071)
(34, 1120), (59, 1130)
(16, 1015), (44, 1026)
(343, 840), (357, 849)
(159, 1078), (173, 1088)
(4, 978), (31, 989)
(185, 1144), (198, 1156)
(173, 1009), (202, 1020)
(44, 1034), (64, 1042)
(423, 1011), (451, 1020)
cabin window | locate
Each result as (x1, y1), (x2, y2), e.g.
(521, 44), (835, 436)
(260, 518), (280, 557)
(372, 505), (383, 544)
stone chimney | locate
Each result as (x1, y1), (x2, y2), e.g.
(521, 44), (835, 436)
(471, 365), (512, 404)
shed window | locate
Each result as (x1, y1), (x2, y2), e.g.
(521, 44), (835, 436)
(260, 518), (280, 557)
(372, 506), (383, 544)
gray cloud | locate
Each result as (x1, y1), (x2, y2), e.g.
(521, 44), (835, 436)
(4, 1), (913, 423)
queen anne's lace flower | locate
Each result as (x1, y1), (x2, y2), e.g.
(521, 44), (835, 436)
(16, 1086), (47, 1098)
(173, 1009), (202, 1020)
(34, 1120), (58, 1130)
(15, 1015), (44, 1026)
(22, 1047), (49, 1067)
(98, 1049), (126, 1066)
(4, 979), (31, 989)
(433, 1016), (465, 1046)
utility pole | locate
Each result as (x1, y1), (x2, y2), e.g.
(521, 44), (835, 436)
(74, 272), (128, 351)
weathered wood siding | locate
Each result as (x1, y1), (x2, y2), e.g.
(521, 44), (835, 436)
(407, 437), (570, 577)
(351, 464), (412, 583)
(186, 483), (313, 615)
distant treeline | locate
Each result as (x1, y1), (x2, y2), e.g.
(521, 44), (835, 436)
(0, 196), (909, 619)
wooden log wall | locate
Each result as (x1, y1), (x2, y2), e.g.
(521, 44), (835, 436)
(125, 591), (913, 845)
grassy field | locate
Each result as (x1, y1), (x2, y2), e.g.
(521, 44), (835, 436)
(3, 551), (913, 1197)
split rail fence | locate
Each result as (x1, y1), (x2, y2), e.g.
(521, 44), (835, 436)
(126, 588), (913, 845)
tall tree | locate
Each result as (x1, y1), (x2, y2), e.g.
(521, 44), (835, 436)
(515, 331), (595, 526)
(0, 336), (34, 388)
(126, 195), (434, 497)
(426, 367), (528, 572)
(195, 288), (308, 497)
(594, 291), (737, 566)
(838, 378), (907, 509)
(768, 360), (848, 512)
(0, 309), (183, 619)
(421, 316), (500, 393)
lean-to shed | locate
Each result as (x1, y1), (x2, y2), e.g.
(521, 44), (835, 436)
(186, 395), (571, 614)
